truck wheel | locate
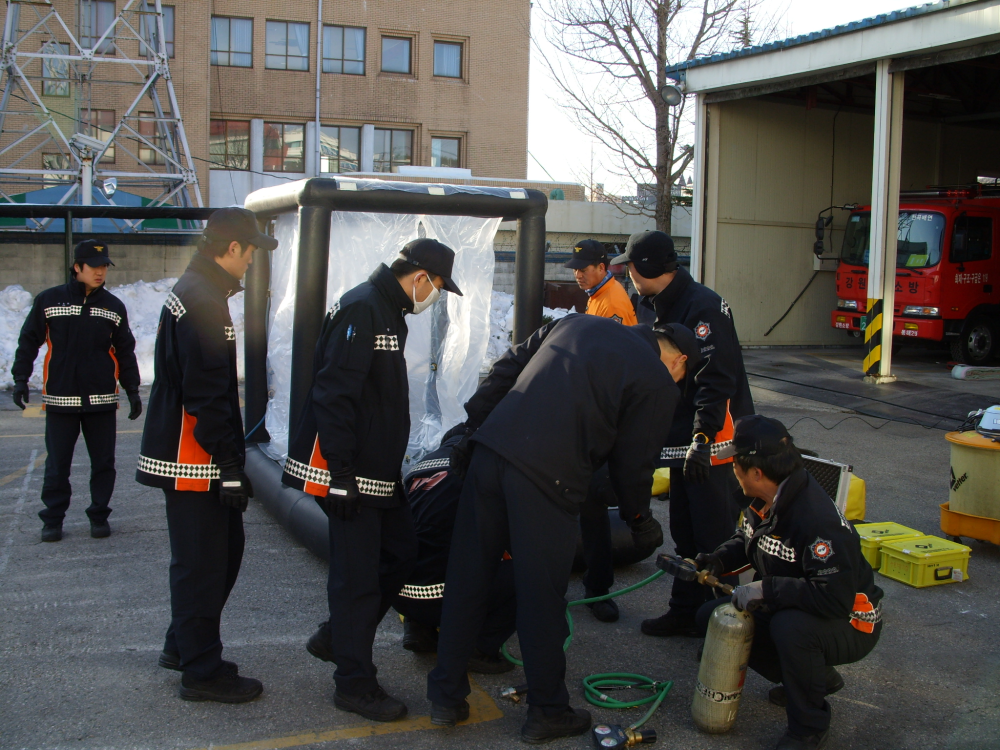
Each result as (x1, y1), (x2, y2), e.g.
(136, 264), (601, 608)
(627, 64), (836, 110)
(950, 315), (997, 365)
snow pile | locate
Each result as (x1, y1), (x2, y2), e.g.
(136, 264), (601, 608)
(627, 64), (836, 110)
(0, 280), (245, 389)
(484, 291), (573, 370)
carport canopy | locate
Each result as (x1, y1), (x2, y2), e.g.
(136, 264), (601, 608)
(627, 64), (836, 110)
(668, 0), (1000, 380)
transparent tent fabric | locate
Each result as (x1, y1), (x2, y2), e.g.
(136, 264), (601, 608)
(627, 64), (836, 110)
(261, 211), (499, 470)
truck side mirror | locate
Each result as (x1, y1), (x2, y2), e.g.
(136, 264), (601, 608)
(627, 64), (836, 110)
(815, 217), (827, 241)
(813, 240), (825, 257)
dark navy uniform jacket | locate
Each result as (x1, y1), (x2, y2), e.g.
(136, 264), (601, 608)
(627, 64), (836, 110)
(136, 254), (244, 492)
(12, 280), (139, 413)
(715, 468), (884, 633)
(282, 264), (413, 507)
(465, 314), (679, 519)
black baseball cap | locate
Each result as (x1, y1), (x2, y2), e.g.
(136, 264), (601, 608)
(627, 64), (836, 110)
(716, 415), (794, 460)
(653, 323), (702, 370)
(610, 230), (677, 277)
(399, 238), (463, 296)
(203, 207), (279, 252)
(564, 239), (609, 270)
(74, 239), (114, 267)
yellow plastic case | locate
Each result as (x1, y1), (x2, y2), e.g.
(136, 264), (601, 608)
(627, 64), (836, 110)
(854, 522), (924, 570)
(879, 535), (971, 588)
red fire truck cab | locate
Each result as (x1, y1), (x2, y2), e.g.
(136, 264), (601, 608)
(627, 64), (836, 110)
(831, 187), (1000, 364)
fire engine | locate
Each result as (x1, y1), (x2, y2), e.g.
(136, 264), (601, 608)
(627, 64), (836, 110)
(827, 185), (999, 365)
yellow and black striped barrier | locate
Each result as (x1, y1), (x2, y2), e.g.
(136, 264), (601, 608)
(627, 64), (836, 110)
(863, 297), (883, 375)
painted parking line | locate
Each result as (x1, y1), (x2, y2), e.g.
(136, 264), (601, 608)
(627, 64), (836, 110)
(189, 678), (504, 750)
(0, 452), (46, 487)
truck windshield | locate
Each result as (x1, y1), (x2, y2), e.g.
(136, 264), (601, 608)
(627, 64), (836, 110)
(841, 211), (945, 268)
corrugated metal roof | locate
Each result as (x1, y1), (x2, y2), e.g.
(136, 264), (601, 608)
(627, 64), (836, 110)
(665, 1), (975, 77)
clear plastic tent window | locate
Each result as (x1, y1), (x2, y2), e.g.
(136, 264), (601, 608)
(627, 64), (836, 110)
(262, 211), (500, 468)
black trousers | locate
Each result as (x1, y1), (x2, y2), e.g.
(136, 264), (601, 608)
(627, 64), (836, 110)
(579, 463), (615, 595)
(39, 410), (117, 526)
(667, 465), (741, 615)
(392, 559), (518, 656)
(328, 503), (417, 696)
(428, 445), (579, 714)
(697, 597), (881, 736)
(162, 489), (245, 680)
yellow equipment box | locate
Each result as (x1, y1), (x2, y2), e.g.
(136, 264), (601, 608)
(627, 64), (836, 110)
(846, 473), (866, 521)
(879, 535), (971, 588)
(651, 467), (670, 497)
(854, 522), (924, 570)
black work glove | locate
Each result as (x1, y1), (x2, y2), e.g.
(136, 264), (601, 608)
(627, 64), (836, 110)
(126, 391), (142, 420)
(12, 381), (28, 410)
(683, 436), (713, 483)
(217, 457), (253, 512)
(327, 476), (361, 521)
(694, 552), (725, 578)
(628, 513), (664, 551)
(449, 429), (476, 480)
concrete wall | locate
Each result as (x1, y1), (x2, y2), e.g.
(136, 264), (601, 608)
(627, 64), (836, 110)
(704, 97), (1000, 346)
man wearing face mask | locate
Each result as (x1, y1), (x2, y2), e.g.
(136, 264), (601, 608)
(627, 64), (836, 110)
(283, 238), (462, 722)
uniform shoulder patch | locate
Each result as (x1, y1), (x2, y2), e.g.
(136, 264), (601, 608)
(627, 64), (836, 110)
(721, 299), (731, 318)
(610, 314), (623, 324)
(810, 538), (834, 560)
(694, 321), (711, 340)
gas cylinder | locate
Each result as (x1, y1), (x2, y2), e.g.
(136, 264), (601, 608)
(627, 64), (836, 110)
(691, 602), (754, 733)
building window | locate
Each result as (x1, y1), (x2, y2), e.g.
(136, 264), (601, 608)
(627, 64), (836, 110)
(373, 128), (412, 172)
(323, 25), (365, 75)
(319, 126), (360, 173)
(42, 42), (70, 96)
(138, 112), (166, 165)
(42, 153), (73, 183)
(80, 0), (116, 54)
(381, 36), (411, 74)
(431, 137), (460, 168)
(209, 120), (250, 170)
(264, 123), (304, 172)
(211, 16), (253, 67)
(83, 109), (115, 162)
(433, 41), (462, 78)
(266, 21), (310, 71)
(141, 5), (174, 58)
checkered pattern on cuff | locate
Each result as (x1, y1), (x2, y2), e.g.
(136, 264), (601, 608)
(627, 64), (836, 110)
(89, 393), (119, 405)
(660, 440), (733, 462)
(41, 395), (82, 407)
(283, 457), (331, 486)
(398, 583), (445, 600)
(137, 455), (220, 479)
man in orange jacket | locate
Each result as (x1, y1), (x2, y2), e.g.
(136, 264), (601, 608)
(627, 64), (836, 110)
(566, 239), (637, 325)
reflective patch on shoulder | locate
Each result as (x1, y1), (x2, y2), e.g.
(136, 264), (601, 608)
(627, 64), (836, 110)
(225, 326), (236, 341)
(721, 299), (731, 318)
(327, 301), (341, 318)
(165, 293), (186, 320)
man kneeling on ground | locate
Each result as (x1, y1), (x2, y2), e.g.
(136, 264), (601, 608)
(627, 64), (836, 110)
(694, 415), (883, 750)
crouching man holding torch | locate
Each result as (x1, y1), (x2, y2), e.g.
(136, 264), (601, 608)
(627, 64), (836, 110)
(694, 415), (883, 750)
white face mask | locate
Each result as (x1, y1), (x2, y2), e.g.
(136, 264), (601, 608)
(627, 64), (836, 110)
(411, 275), (441, 314)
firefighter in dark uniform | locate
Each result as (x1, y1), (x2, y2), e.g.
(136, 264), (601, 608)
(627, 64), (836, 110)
(427, 316), (692, 744)
(284, 239), (462, 722)
(12, 240), (141, 542)
(611, 230), (755, 637)
(696, 416), (883, 750)
(391, 429), (517, 675)
(136, 208), (277, 703)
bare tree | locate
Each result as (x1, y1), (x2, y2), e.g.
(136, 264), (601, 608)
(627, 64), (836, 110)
(539, 0), (783, 233)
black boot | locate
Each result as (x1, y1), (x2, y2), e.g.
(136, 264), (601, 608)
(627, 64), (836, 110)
(179, 665), (262, 703)
(41, 524), (62, 543)
(521, 705), (592, 744)
(585, 589), (620, 623)
(468, 648), (515, 674)
(775, 728), (830, 750)
(430, 699), (470, 726)
(334, 685), (407, 722)
(640, 609), (700, 637)
(401, 619), (439, 653)
(306, 621), (337, 663)
(769, 668), (844, 708)
(90, 520), (111, 539)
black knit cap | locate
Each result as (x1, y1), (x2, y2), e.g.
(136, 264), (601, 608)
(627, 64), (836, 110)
(610, 230), (677, 278)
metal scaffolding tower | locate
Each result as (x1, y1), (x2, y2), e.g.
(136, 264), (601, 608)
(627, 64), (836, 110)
(0, 0), (202, 232)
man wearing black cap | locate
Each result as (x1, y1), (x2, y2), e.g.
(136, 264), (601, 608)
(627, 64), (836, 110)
(694, 415), (883, 750)
(565, 239), (636, 325)
(426, 316), (692, 743)
(611, 230), (755, 638)
(284, 237), (462, 722)
(137, 207), (277, 703)
(13, 239), (141, 542)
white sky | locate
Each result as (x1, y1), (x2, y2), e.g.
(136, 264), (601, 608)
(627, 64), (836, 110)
(526, 0), (922, 193)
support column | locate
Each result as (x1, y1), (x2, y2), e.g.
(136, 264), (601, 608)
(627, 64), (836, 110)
(689, 92), (707, 284)
(288, 205), (331, 431)
(864, 60), (904, 383)
(250, 119), (265, 193)
(512, 210), (546, 344)
(244, 219), (272, 443)
(304, 121), (318, 176)
(360, 124), (375, 172)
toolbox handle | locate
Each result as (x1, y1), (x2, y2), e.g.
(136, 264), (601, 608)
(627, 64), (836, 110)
(934, 567), (954, 581)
